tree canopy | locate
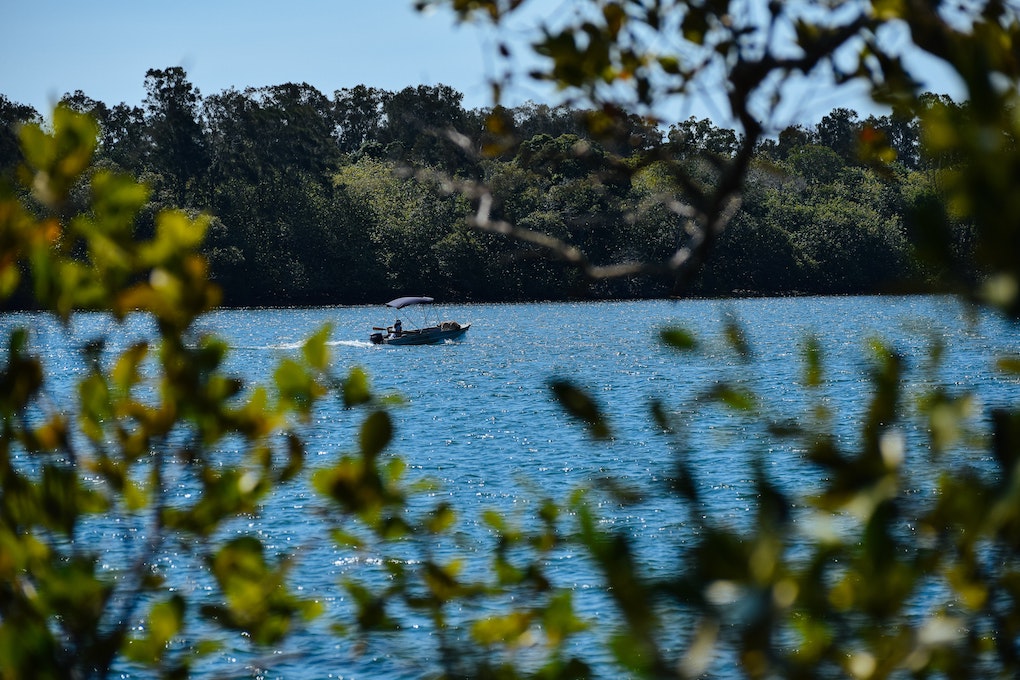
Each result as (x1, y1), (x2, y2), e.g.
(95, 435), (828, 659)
(0, 60), (982, 305)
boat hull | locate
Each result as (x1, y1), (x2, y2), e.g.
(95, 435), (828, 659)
(371, 324), (470, 345)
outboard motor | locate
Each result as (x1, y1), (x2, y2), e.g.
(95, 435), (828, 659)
(370, 332), (384, 344)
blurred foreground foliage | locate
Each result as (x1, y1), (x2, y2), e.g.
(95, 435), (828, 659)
(4, 1), (1020, 679)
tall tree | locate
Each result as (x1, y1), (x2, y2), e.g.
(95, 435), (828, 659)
(668, 116), (739, 158)
(863, 109), (921, 169)
(334, 85), (387, 154)
(773, 124), (812, 160)
(254, 82), (339, 173)
(0, 94), (39, 175)
(60, 91), (149, 171)
(102, 102), (149, 170)
(380, 84), (474, 173)
(815, 106), (861, 165)
(144, 66), (208, 203)
(204, 87), (263, 183)
(512, 101), (586, 141)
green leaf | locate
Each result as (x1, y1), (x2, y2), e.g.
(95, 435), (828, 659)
(609, 629), (656, 674)
(723, 315), (751, 358)
(0, 256), (22, 297)
(343, 366), (372, 406)
(148, 595), (186, 655)
(141, 210), (209, 265)
(483, 508), (506, 531)
(41, 464), (84, 534)
(20, 106), (98, 206)
(472, 611), (533, 645)
(681, 7), (709, 44)
(550, 379), (611, 439)
(329, 527), (365, 549)
(649, 399), (676, 433)
(425, 502), (457, 533)
(358, 410), (393, 458)
(112, 341), (149, 393)
(706, 383), (756, 411)
(543, 591), (588, 644)
(274, 357), (314, 414)
(803, 335), (823, 388)
(302, 323), (332, 370)
(90, 170), (150, 234)
(602, 2), (625, 37)
(997, 355), (1020, 375)
(279, 431), (305, 482)
(659, 327), (697, 351)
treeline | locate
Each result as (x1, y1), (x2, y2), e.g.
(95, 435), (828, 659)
(0, 68), (969, 305)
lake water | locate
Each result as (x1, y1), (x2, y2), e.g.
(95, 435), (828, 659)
(5, 295), (1020, 678)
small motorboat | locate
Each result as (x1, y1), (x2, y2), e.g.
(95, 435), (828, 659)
(370, 296), (470, 345)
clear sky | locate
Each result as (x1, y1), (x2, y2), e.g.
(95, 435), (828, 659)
(1, 0), (541, 112)
(2, 0), (961, 129)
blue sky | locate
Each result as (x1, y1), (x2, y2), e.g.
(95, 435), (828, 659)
(2, 0), (537, 112)
(2, 0), (961, 129)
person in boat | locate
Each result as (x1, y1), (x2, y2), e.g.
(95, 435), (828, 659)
(394, 319), (402, 337)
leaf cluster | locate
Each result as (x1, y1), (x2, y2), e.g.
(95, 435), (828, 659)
(0, 108), (331, 677)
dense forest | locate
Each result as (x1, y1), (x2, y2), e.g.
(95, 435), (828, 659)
(0, 68), (970, 305)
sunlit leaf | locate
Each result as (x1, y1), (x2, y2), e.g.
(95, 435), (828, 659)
(141, 210), (209, 265)
(19, 106), (98, 206)
(274, 357), (315, 414)
(112, 341), (149, 393)
(472, 611), (532, 645)
(483, 509), (506, 531)
(148, 595), (185, 653)
(302, 323), (332, 370)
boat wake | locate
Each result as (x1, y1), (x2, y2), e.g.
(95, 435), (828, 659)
(330, 340), (375, 348)
(228, 343), (302, 351)
(233, 339), (375, 351)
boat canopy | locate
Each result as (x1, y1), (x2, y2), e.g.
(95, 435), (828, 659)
(386, 296), (434, 309)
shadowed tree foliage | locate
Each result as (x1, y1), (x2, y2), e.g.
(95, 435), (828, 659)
(144, 67), (208, 205)
(0, 67), (979, 304)
(816, 107), (861, 165)
(379, 84), (477, 175)
(0, 94), (39, 175)
(334, 84), (387, 155)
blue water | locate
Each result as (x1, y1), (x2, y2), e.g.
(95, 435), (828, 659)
(4, 296), (1019, 678)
